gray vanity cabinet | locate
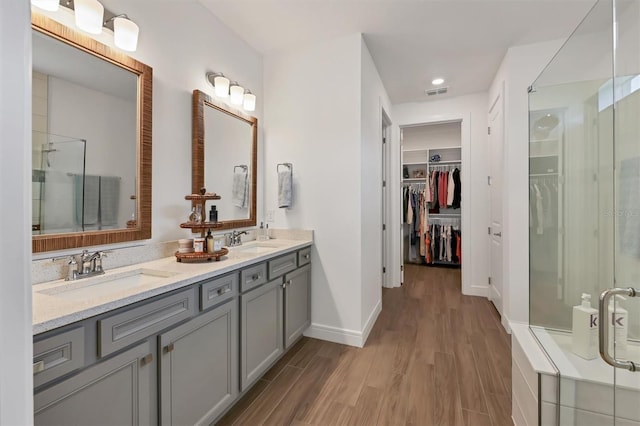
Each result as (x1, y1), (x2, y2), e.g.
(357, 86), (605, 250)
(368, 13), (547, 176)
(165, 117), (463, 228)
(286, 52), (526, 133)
(240, 278), (284, 391)
(158, 298), (238, 426)
(284, 264), (311, 349)
(34, 339), (156, 426)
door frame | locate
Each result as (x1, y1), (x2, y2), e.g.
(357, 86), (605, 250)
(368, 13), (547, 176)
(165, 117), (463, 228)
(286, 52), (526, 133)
(382, 109), (393, 288)
(488, 86), (505, 318)
(391, 113), (475, 296)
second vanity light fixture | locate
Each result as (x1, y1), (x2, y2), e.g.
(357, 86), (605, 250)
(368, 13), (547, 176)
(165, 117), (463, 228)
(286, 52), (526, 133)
(31, 0), (140, 52)
(206, 72), (257, 112)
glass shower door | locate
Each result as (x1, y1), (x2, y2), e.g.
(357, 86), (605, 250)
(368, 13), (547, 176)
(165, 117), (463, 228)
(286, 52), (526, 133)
(529, 0), (638, 424)
(610, 0), (640, 422)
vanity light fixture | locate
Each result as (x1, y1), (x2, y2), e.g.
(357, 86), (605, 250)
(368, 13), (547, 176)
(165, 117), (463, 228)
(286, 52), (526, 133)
(108, 15), (139, 52)
(74, 0), (104, 34)
(31, 0), (59, 12)
(432, 78), (445, 85)
(206, 73), (230, 98)
(243, 90), (256, 112)
(229, 82), (244, 105)
(30, 0), (140, 52)
(206, 72), (256, 112)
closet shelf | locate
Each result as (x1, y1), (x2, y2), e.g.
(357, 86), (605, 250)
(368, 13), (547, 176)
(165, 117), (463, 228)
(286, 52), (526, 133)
(403, 161), (428, 166)
(428, 160), (461, 166)
(403, 178), (427, 183)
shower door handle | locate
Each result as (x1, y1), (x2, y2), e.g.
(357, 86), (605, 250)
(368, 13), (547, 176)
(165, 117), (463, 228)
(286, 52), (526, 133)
(598, 287), (639, 372)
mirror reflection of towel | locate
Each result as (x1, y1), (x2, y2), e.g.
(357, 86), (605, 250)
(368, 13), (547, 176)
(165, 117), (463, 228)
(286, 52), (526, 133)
(278, 170), (292, 208)
(100, 176), (120, 226)
(232, 170), (248, 208)
(75, 174), (99, 226)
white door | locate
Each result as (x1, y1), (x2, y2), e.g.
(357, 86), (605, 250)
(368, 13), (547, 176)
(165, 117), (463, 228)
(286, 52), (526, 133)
(488, 92), (504, 315)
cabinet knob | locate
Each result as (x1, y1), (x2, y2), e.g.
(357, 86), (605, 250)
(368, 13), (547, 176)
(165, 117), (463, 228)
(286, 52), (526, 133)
(165, 343), (175, 353)
(217, 287), (225, 295)
(252, 273), (260, 281)
(140, 353), (153, 366)
(304, 254), (310, 259)
(282, 282), (287, 288)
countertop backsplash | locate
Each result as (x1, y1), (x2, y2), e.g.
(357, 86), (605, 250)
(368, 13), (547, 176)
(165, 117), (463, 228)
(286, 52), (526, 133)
(31, 229), (313, 285)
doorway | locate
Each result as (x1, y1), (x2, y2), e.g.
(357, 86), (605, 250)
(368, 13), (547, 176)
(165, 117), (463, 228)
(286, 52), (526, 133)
(400, 121), (463, 291)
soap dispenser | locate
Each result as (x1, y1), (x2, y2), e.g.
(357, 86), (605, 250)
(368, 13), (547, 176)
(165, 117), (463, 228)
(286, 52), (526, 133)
(608, 295), (628, 359)
(571, 293), (598, 360)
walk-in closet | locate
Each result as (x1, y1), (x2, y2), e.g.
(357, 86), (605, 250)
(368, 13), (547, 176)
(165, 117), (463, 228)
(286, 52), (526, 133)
(401, 122), (463, 270)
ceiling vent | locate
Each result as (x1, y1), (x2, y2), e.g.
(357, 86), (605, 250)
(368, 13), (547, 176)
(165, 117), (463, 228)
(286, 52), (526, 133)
(425, 87), (448, 96)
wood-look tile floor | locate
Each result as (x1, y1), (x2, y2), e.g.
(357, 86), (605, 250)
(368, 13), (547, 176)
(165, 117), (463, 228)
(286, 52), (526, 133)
(217, 264), (512, 426)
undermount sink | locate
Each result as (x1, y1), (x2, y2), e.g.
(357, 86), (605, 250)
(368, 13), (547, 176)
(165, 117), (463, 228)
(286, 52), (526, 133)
(232, 241), (287, 255)
(37, 268), (178, 301)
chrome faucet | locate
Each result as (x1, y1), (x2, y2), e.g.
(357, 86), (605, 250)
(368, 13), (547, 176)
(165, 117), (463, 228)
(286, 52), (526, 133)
(226, 231), (247, 247)
(54, 250), (109, 281)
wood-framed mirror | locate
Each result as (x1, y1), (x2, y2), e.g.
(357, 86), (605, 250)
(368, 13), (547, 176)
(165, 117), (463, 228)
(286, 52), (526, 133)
(192, 89), (257, 230)
(31, 12), (152, 253)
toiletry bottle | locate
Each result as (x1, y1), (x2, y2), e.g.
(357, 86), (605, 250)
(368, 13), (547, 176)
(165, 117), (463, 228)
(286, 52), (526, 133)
(209, 206), (215, 223)
(211, 205), (218, 223)
(258, 222), (265, 240)
(206, 230), (214, 253)
(571, 293), (598, 360)
(608, 295), (628, 359)
(188, 207), (199, 223)
(265, 223), (270, 240)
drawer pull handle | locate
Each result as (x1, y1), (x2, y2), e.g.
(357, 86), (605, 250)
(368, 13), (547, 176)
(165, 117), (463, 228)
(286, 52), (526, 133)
(217, 287), (225, 295)
(251, 273), (261, 281)
(165, 343), (175, 353)
(304, 254), (310, 259)
(140, 353), (153, 366)
(33, 360), (45, 374)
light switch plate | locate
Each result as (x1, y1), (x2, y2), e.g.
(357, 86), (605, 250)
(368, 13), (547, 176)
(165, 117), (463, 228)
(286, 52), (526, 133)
(266, 210), (275, 222)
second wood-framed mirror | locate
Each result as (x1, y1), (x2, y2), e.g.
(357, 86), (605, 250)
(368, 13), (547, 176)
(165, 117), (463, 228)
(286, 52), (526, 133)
(192, 89), (257, 230)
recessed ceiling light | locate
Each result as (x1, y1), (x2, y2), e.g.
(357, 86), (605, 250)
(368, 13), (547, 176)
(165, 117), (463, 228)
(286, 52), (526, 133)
(432, 78), (445, 85)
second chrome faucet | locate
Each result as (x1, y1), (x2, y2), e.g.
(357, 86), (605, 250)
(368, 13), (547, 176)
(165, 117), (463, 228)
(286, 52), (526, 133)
(58, 249), (109, 281)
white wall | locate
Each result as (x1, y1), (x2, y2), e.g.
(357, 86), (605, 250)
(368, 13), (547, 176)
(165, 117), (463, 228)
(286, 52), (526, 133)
(0, 1), (33, 423)
(393, 93), (490, 297)
(360, 38), (392, 338)
(263, 33), (365, 345)
(488, 39), (565, 327)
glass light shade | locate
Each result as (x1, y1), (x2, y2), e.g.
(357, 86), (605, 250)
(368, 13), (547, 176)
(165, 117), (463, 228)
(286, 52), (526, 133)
(230, 84), (244, 105)
(113, 17), (139, 52)
(214, 75), (230, 98)
(31, 0), (59, 12)
(74, 0), (104, 34)
(243, 92), (256, 111)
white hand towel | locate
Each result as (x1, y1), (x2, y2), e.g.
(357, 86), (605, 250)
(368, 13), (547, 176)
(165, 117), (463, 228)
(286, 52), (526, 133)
(278, 170), (292, 208)
(232, 171), (248, 208)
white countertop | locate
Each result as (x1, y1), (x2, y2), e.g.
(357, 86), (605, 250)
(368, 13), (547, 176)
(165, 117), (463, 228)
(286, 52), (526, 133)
(33, 238), (312, 335)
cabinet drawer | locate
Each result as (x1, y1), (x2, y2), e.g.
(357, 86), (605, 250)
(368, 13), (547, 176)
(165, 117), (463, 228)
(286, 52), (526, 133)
(297, 247), (311, 266)
(200, 272), (238, 311)
(268, 253), (297, 280)
(33, 327), (84, 388)
(240, 263), (267, 293)
(98, 288), (196, 357)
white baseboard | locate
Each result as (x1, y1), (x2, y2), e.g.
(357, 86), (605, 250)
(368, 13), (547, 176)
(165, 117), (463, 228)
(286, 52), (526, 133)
(501, 313), (512, 334)
(304, 301), (382, 348)
(361, 300), (382, 345)
(463, 284), (489, 297)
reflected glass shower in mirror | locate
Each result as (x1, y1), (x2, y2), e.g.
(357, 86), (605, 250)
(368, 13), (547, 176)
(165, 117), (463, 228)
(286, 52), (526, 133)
(32, 30), (137, 236)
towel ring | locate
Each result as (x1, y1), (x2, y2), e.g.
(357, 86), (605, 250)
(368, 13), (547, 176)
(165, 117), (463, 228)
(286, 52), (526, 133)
(277, 163), (293, 174)
(234, 165), (248, 173)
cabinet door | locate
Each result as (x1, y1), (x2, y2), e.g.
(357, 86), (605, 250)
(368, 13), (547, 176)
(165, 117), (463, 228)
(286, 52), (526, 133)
(158, 299), (238, 426)
(284, 264), (311, 349)
(240, 278), (283, 391)
(34, 340), (156, 426)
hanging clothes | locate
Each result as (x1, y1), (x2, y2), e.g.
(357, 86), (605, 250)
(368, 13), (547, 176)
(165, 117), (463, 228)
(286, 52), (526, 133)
(452, 168), (461, 209)
(447, 171), (455, 207)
